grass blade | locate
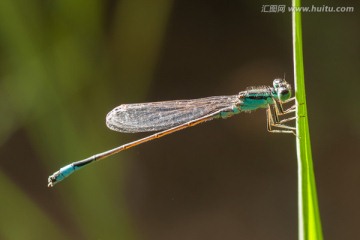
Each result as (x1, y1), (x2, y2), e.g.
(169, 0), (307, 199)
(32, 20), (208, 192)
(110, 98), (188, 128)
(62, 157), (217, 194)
(292, 0), (323, 239)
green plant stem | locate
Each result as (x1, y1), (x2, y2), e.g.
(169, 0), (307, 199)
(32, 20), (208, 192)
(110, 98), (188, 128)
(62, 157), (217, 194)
(292, 0), (323, 239)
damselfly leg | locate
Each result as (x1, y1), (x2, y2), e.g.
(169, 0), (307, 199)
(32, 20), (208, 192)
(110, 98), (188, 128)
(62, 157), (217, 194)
(266, 100), (296, 135)
(275, 97), (296, 115)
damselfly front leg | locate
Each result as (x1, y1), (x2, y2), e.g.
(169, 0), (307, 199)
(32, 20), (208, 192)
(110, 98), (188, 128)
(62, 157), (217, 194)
(270, 105), (296, 128)
(266, 105), (296, 135)
(274, 97), (296, 115)
(272, 97), (297, 123)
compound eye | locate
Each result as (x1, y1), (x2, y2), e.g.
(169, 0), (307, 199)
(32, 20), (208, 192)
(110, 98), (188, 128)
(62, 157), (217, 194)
(278, 87), (290, 102)
(273, 78), (283, 89)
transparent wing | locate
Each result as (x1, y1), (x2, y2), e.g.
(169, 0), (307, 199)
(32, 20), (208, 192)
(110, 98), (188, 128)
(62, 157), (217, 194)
(106, 95), (240, 133)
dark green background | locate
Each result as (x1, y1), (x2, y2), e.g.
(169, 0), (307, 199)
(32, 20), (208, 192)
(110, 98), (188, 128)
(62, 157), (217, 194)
(0, 0), (359, 239)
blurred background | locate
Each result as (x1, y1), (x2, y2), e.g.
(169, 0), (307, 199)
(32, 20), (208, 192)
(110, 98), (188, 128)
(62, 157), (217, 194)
(0, 0), (359, 239)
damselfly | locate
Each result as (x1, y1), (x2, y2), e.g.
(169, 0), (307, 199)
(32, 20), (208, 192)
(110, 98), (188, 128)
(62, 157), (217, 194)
(48, 78), (296, 187)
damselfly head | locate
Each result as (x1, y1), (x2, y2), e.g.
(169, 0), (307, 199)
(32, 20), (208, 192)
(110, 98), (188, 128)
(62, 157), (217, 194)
(273, 78), (291, 102)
